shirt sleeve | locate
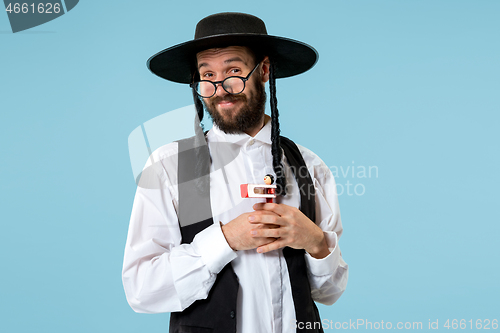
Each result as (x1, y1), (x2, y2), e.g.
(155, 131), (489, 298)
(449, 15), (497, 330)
(299, 146), (349, 306)
(121, 145), (237, 313)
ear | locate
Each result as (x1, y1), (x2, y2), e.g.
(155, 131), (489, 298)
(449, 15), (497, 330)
(260, 56), (270, 83)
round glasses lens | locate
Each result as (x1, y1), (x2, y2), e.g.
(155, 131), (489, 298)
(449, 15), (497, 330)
(223, 77), (245, 94)
(197, 81), (216, 98)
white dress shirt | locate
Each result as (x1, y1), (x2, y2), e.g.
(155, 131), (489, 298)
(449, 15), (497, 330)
(122, 116), (349, 333)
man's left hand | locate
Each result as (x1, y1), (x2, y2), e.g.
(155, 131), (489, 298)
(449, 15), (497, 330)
(249, 203), (330, 259)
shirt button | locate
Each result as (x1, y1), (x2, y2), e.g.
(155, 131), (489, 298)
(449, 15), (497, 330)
(248, 139), (254, 146)
(230, 310), (235, 319)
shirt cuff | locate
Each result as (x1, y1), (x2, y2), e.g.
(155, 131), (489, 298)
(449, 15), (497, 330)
(192, 222), (237, 274)
(304, 231), (341, 277)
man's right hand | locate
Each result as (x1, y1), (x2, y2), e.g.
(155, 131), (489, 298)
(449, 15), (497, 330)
(221, 211), (279, 251)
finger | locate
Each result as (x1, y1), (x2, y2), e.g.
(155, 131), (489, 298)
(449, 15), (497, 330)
(251, 228), (282, 238)
(256, 239), (287, 253)
(249, 210), (280, 217)
(253, 237), (278, 246)
(248, 213), (283, 225)
(253, 202), (287, 215)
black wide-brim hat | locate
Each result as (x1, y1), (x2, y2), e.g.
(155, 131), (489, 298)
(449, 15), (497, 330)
(147, 12), (318, 83)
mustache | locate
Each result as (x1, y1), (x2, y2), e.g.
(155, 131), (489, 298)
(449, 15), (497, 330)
(209, 94), (247, 105)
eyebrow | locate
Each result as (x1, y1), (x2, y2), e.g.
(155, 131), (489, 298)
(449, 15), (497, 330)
(198, 57), (248, 70)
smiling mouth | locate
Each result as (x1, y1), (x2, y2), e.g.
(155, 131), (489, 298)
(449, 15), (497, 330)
(218, 100), (240, 108)
(211, 95), (245, 110)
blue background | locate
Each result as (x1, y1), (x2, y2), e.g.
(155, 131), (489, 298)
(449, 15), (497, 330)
(1, 1), (499, 332)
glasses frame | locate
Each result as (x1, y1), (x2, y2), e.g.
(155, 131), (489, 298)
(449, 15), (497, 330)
(190, 62), (261, 98)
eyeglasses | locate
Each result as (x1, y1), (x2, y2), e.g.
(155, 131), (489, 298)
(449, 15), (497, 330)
(190, 62), (260, 98)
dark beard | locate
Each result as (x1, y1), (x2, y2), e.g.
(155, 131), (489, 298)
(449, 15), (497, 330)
(203, 79), (267, 134)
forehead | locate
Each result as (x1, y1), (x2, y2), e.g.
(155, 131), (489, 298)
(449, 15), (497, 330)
(196, 46), (254, 68)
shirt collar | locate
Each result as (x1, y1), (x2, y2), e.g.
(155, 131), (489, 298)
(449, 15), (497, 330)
(209, 114), (272, 146)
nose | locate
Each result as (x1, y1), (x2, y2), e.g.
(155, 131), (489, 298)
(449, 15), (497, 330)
(215, 82), (228, 97)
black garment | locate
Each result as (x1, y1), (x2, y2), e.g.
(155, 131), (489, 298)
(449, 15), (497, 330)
(169, 136), (323, 333)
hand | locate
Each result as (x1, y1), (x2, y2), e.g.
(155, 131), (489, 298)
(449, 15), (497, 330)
(249, 203), (330, 259)
(221, 211), (280, 251)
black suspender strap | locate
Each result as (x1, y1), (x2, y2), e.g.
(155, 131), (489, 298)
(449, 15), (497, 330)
(281, 135), (323, 333)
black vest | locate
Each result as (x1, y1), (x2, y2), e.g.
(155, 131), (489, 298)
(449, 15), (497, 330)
(169, 136), (324, 333)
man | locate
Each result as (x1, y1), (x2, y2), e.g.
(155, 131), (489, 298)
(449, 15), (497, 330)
(122, 12), (348, 333)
